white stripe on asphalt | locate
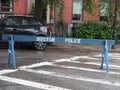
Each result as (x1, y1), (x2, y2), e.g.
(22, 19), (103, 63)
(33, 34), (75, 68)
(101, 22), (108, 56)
(0, 70), (18, 75)
(23, 69), (120, 87)
(1, 55), (119, 75)
(95, 53), (120, 60)
(0, 76), (71, 90)
(50, 64), (120, 75)
(67, 61), (120, 69)
(53, 56), (98, 62)
(0, 56), (85, 75)
(17, 56), (120, 75)
(0, 56), (78, 75)
(53, 58), (120, 69)
(17, 56), (103, 69)
(18, 56), (88, 70)
(18, 61), (120, 75)
(18, 62), (53, 70)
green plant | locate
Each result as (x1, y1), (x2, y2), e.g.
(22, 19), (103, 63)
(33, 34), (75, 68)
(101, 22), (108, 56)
(116, 25), (120, 44)
(69, 21), (112, 39)
(29, 3), (35, 15)
(58, 2), (64, 22)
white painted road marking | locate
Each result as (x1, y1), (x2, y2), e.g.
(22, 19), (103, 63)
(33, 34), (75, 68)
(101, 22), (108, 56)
(0, 70), (18, 75)
(23, 69), (120, 87)
(95, 53), (120, 60)
(0, 76), (71, 90)
(0, 54), (120, 89)
(67, 61), (120, 69)
(0, 55), (119, 76)
(50, 64), (120, 75)
(18, 56), (120, 74)
(18, 62), (53, 70)
(18, 61), (120, 75)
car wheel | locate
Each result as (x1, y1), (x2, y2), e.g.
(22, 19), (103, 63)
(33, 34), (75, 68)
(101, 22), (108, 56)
(33, 41), (47, 51)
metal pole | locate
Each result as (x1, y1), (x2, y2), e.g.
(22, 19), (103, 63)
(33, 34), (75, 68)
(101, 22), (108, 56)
(111, 0), (118, 49)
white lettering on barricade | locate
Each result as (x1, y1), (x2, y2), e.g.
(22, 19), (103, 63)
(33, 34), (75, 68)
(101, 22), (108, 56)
(36, 37), (55, 42)
(65, 38), (81, 44)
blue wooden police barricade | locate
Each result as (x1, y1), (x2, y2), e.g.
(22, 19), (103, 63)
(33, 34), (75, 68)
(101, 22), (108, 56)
(2, 34), (115, 73)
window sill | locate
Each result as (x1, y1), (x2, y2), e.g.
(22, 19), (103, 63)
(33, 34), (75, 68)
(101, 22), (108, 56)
(72, 20), (83, 23)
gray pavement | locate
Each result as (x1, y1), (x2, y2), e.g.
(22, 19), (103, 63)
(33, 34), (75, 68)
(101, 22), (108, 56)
(48, 43), (120, 53)
(0, 43), (120, 90)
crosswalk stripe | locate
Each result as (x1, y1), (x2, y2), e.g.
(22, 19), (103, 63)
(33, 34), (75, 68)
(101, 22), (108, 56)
(95, 53), (120, 60)
(0, 54), (119, 89)
(50, 64), (120, 75)
(53, 58), (120, 69)
(67, 61), (120, 69)
(23, 69), (120, 87)
(18, 56), (120, 70)
(0, 76), (71, 90)
(18, 62), (53, 70)
(18, 56), (120, 75)
(53, 56), (98, 62)
(52, 56), (120, 71)
(0, 70), (17, 75)
(18, 56), (98, 70)
(18, 60), (120, 75)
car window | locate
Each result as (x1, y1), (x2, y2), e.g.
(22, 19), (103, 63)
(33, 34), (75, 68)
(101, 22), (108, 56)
(4, 17), (21, 26)
(22, 19), (29, 25)
(21, 18), (42, 26)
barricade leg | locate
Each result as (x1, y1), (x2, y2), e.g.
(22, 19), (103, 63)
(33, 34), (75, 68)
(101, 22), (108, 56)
(106, 53), (109, 72)
(11, 41), (16, 69)
(8, 35), (16, 69)
(105, 42), (109, 73)
(100, 40), (109, 73)
(8, 42), (11, 64)
(100, 51), (105, 69)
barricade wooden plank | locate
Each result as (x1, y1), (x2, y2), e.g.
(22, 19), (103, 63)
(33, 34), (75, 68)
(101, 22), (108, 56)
(2, 35), (115, 45)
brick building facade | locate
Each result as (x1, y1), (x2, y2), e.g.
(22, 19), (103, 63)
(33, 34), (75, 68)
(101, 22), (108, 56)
(62, 0), (100, 24)
(14, 0), (34, 15)
(14, 0), (27, 15)
(0, 0), (34, 15)
(0, 0), (116, 24)
(14, 0), (96, 24)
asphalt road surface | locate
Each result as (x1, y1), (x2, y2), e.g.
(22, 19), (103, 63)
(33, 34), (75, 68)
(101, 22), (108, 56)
(0, 43), (120, 90)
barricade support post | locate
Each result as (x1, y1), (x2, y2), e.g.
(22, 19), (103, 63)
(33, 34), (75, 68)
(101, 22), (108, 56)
(100, 40), (109, 73)
(8, 35), (16, 69)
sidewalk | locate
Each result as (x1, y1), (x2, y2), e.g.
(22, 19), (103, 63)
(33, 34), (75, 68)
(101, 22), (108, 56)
(49, 43), (120, 53)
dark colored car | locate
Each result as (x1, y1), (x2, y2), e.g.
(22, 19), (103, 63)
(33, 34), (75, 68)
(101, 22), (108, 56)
(0, 15), (51, 51)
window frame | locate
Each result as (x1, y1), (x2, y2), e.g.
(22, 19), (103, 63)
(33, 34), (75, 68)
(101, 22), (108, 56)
(0, 0), (13, 12)
(72, 0), (83, 21)
(100, 0), (109, 21)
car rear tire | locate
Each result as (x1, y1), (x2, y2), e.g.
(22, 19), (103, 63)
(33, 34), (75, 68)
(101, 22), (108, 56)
(33, 41), (47, 51)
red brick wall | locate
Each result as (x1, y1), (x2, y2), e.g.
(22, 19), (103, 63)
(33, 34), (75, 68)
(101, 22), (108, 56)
(13, 0), (100, 22)
(83, 9), (100, 21)
(83, 0), (100, 21)
(62, 0), (72, 23)
(14, 0), (28, 15)
(62, 0), (100, 23)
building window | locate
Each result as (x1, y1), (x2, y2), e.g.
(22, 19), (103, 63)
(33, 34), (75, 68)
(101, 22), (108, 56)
(72, 0), (83, 21)
(100, 0), (108, 21)
(0, 0), (13, 12)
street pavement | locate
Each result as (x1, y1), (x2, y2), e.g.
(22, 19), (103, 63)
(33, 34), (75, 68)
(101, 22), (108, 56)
(0, 43), (120, 90)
